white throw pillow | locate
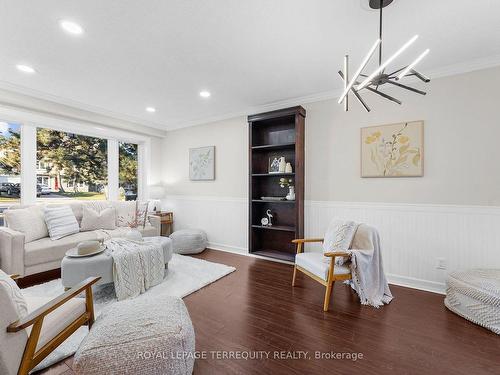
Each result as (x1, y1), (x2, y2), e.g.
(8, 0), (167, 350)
(80, 206), (117, 231)
(5, 206), (49, 243)
(112, 201), (137, 227)
(322, 219), (358, 265)
(0, 269), (28, 318)
(44, 205), (80, 240)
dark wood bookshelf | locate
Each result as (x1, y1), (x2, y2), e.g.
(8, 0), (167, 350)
(251, 173), (295, 177)
(248, 106), (305, 262)
(251, 142), (296, 151)
(251, 224), (296, 232)
(251, 199), (295, 204)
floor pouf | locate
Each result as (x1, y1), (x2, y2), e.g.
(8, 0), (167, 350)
(74, 295), (195, 375)
(444, 269), (500, 334)
(170, 229), (207, 254)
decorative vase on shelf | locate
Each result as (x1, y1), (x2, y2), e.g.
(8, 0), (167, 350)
(285, 162), (293, 173)
(278, 157), (286, 173)
(286, 186), (295, 201)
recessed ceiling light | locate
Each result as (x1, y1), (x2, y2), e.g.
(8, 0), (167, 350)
(146, 107), (156, 113)
(16, 64), (36, 74)
(60, 20), (84, 35)
(199, 91), (211, 98)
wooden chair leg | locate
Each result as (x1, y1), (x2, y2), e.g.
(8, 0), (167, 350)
(85, 286), (95, 329)
(323, 281), (335, 312)
(18, 318), (43, 375)
(292, 266), (298, 286)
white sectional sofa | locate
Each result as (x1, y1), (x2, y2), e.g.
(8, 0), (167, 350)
(0, 200), (160, 277)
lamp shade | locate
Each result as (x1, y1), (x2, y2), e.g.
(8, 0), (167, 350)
(149, 184), (166, 199)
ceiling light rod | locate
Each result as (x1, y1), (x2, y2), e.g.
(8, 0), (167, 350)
(356, 34), (418, 91)
(337, 0), (430, 112)
(338, 38), (380, 104)
(396, 49), (430, 80)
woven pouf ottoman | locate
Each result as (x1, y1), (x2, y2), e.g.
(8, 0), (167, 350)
(74, 295), (195, 375)
(444, 269), (500, 334)
(170, 229), (207, 254)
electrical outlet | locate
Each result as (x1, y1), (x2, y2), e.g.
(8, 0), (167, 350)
(436, 257), (446, 270)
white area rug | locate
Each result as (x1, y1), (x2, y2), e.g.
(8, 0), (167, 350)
(22, 254), (235, 372)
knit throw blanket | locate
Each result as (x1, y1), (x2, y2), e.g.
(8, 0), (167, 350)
(105, 238), (165, 300)
(346, 224), (393, 307)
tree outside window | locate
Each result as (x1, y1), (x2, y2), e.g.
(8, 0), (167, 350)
(119, 142), (138, 201)
(36, 128), (107, 200)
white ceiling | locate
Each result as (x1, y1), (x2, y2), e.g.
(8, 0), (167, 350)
(1, 0), (500, 130)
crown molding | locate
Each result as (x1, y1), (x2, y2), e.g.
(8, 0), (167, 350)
(2, 53), (500, 133)
(168, 55), (500, 130)
(0, 80), (169, 135)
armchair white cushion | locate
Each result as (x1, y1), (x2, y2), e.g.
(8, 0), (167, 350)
(0, 282), (86, 375)
(25, 297), (86, 350)
(295, 252), (350, 281)
(0, 276), (27, 375)
(0, 276), (99, 375)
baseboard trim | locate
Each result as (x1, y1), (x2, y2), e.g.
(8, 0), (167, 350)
(207, 243), (294, 265)
(208, 243), (445, 294)
(386, 273), (445, 295)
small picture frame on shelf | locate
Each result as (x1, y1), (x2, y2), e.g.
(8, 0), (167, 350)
(268, 156), (283, 174)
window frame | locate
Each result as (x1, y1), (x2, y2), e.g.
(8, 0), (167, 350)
(0, 106), (151, 206)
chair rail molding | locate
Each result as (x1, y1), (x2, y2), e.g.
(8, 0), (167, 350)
(162, 195), (500, 294)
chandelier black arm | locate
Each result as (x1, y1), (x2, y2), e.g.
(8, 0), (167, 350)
(385, 80), (427, 95)
(365, 87), (402, 105)
(338, 71), (371, 112)
(388, 66), (408, 77)
(410, 69), (431, 82)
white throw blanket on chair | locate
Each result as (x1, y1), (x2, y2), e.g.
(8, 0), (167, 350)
(105, 238), (165, 300)
(346, 224), (393, 307)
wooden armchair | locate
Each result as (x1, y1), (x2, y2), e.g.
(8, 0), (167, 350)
(1, 275), (100, 375)
(291, 238), (352, 311)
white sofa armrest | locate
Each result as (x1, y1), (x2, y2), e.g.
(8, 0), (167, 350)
(0, 227), (25, 276)
(148, 215), (161, 236)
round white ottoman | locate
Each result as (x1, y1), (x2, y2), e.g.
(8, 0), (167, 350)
(61, 236), (173, 288)
(444, 269), (500, 334)
(74, 295), (195, 375)
(170, 229), (207, 254)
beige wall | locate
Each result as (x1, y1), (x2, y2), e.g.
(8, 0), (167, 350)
(161, 66), (500, 206)
(162, 117), (248, 197)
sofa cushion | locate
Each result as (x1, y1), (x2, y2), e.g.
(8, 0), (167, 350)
(5, 206), (48, 243)
(24, 231), (99, 267)
(111, 201), (136, 227)
(80, 206), (116, 231)
(44, 205), (80, 240)
(45, 201), (85, 226)
(295, 252), (351, 281)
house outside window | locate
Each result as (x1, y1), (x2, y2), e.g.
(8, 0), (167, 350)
(36, 127), (108, 201)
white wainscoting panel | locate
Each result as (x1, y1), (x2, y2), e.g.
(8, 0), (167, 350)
(162, 196), (500, 294)
(162, 196), (248, 253)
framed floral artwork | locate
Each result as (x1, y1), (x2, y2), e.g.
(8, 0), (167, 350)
(361, 121), (424, 177)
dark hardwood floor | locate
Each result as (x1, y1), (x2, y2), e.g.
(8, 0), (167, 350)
(36, 249), (499, 375)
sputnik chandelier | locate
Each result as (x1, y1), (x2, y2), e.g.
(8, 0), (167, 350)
(338, 0), (430, 112)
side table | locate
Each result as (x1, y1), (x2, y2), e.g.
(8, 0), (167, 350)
(152, 211), (174, 236)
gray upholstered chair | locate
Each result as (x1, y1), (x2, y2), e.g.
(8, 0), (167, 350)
(0, 270), (99, 375)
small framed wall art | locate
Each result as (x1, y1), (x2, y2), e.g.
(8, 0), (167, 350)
(361, 121), (424, 177)
(189, 146), (215, 180)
